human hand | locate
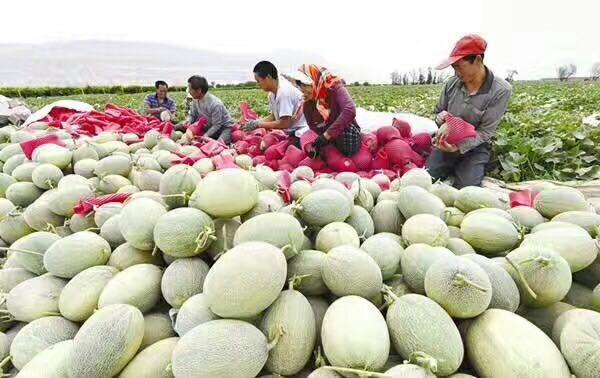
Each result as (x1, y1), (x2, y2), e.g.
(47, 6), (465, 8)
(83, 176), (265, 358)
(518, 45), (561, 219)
(242, 119), (262, 132)
(436, 111), (448, 125)
(436, 139), (458, 153)
(434, 123), (449, 144)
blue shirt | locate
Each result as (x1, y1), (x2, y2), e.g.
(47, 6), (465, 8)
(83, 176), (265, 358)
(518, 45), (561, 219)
(144, 94), (176, 117)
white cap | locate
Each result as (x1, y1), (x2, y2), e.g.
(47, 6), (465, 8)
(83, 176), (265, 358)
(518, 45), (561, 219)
(283, 70), (313, 86)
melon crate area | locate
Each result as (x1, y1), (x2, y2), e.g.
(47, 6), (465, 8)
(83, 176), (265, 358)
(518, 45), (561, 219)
(0, 101), (600, 377)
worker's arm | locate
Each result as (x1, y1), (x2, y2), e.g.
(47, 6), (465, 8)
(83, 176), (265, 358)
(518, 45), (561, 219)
(259, 116), (292, 130)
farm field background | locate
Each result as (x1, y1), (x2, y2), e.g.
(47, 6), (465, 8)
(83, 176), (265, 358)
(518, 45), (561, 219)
(14, 81), (600, 182)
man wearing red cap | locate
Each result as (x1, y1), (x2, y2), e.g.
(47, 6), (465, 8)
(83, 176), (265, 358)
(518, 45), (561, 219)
(427, 34), (512, 188)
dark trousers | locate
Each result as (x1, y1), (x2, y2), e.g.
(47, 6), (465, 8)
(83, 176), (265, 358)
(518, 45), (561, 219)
(212, 127), (232, 144)
(426, 143), (491, 189)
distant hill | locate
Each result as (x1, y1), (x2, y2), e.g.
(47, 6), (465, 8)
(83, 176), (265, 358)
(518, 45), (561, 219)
(0, 40), (325, 87)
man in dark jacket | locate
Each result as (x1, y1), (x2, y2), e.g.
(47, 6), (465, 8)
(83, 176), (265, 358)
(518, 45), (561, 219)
(427, 35), (512, 188)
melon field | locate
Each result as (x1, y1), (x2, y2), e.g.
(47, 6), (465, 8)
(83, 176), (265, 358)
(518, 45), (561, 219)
(0, 81), (598, 377)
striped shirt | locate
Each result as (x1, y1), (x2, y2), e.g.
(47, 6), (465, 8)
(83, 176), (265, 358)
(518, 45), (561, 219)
(144, 94), (176, 117)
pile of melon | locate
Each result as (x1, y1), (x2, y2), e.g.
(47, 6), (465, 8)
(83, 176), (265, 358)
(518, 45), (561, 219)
(0, 126), (599, 377)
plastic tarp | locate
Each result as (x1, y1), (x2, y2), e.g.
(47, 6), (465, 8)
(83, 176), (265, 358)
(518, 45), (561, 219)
(23, 100), (94, 127)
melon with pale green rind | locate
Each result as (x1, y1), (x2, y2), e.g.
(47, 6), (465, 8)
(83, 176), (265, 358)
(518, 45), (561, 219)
(297, 189), (352, 227)
(15, 339), (73, 378)
(454, 186), (502, 213)
(161, 257), (209, 308)
(107, 242), (164, 270)
(48, 185), (94, 217)
(370, 200), (404, 234)
(402, 214), (450, 247)
(153, 207), (215, 258)
(430, 182), (459, 207)
(6, 274), (67, 322)
(315, 222), (360, 253)
(460, 213), (520, 255)
(140, 312), (176, 349)
(43, 231), (112, 278)
(345, 205), (375, 240)
(119, 337), (179, 378)
(159, 164), (201, 208)
(98, 264), (163, 313)
(534, 187), (590, 218)
(401, 244), (455, 294)
(120, 198), (166, 251)
(8, 231), (60, 275)
(5, 182), (43, 208)
(360, 234), (403, 280)
(287, 250), (328, 296)
(398, 185), (446, 219)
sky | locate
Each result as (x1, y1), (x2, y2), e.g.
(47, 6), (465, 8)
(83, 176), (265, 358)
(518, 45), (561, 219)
(2, 0), (598, 83)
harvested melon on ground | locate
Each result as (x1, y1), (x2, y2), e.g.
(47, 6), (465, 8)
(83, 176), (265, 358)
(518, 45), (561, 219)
(424, 256), (492, 318)
(5, 231), (60, 275)
(203, 242), (287, 318)
(562, 281), (595, 309)
(463, 254), (520, 312)
(385, 293), (463, 376)
(400, 168), (432, 190)
(59, 265), (119, 322)
(140, 312), (176, 349)
(69, 304), (145, 377)
(446, 238), (475, 256)
(551, 210), (600, 237)
(402, 214), (450, 247)
(31, 163), (63, 189)
(161, 257), (209, 308)
(401, 244), (455, 294)
(370, 200), (404, 234)
(297, 189), (352, 226)
(43, 231), (112, 278)
(443, 207), (464, 227)
(516, 301), (576, 336)
(287, 249), (329, 296)
(205, 218), (241, 260)
(321, 245), (383, 299)
(559, 310), (600, 378)
(32, 144), (72, 170)
(360, 233), (403, 280)
(233, 212), (304, 259)
(6, 274), (67, 322)
(505, 245), (572, 308)
(100, 214), (126, 248)
(174, 293), (219, 336)
(107, 242), (164, 270)
(290, 180), (312, 202)
(120, 197), (166, 251)
(0, 268), (35, 293)
(241, 190), (284, 221)
(534, 187), (590, 218)
(397, 185), (446, 219)
(172, 319), (269, 378)
(260, 287), (316, 376)
(0, 212), (34, 244)
(430, 182), (459, 207)
(315, 222), (360, 253)
(9, 315), (79, 370)
(5, 182), (43, 208)
(508, 205), (546, 230)
(15, 339), (73, 378)
(321, 296), (390, 373)
(120, 337), (179, 378)
(68, 213), (97, 233)
(466, 309), (571, 378)
(377, 190), (402, 203)
(345, 205), (375, 240)
(311, 177), (354, 203)
(353, 185), (374, 212)
(460, 212), (520, 255)
(98, 264), (163, 313)
(153, 207), (215, 258)
(189, 168), (259, 218)
(48, 185), (94, 217)
(454, 186), (502, 213)
(159, 164), (201, 208)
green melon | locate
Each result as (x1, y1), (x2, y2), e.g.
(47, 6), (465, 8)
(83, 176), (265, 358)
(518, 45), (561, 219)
(0, 212), (33, 244)
(398, 185), (446, 219)
(73, 158), (99, 178)
(120, 198), (166, 251)
(241, 190), (284, 221)
(290, 180), (312, 201)
(307, 296), (329, 342)
(11, 162), (38, 182)
(174, 293), (219, 336)
(464, 254), (520, 312)
(44, 231), (112, 278)
(172, 319), (269, 378)
(7, 231), (60, 275)
(311, 178), (355, 204)
(205, 218), (241, 260)
(9, 316), (79, 370)
(377, 190), (402, 203)
(192, 157), (215, 176)
(360, 234), (403, 280)
(6, 273), (67, 322)
(23, 196), (65, 232)
(401, 244), (455, 294)
(345, 205), (375, 240)
(69, 304), (145, 377)
(370, 200), (404, 234)
(460, 213), (520, 255)
(552, 210), (600, 236)
(560, 310), (600, 377)
(291, 166), (315, 182)
(402, 214), (450, 247)
(508, 206), (546, 230)
(316, 222), (360, 253)
(531, 220), (584, 233)
(429, 182), (459, 207)
(287, 250), (329, 296)
(353, 185), (374, 212)
(57, 174), (90, 189)
(446, 238), (475, 255)
(98, 264), (163, 313)
(3, 154), (26, 175)
(119, 337), (179, 378)
(107, 242), (164, 270)
(516, 301), (576, 336)
(32, 144), (72, 170)
(0, 268), (36, 293)
(72, 143), (100, 162)
(140, 312), (176, 349)
(5, 182), (43, 207)
(67, 213), (97, 233)
(236, 211), (305, 259)
(321, 296), (390, 372)
(443, 207), (465, 227)
(0, 173), (16, 196)
(153, 207), (214, 258)
(298, 189), (352, 226)
(189, 168), (259, 218)
(159, 164), (202, 208)
(352, 178), (382, 200)
(466, 309), (570, 378)
(59, 265), (119, 322)
(534, 187), (589, 218)
(400, 168), (432, 190)
(425, 256), (492, 318)
(454, 186), (502, 213)
(563, 282), (594, 309)
(94, 154), (132, 177)
(15, 339), (73, 378)
(93, 202), (123, 227)
(97, 174), (132, 194)
(48, 185), (94, 217)
(505, 245), (572, 308)
(130, 168), (162, 192)
(161, 257), (209, 308)
(0, 144), (23, 163)
(321, 245), (383, 299)
(203, 242), (287, 318)
(260, 289), (316, 376)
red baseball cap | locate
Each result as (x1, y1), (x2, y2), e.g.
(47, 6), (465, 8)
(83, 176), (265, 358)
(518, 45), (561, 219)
(435, 34), (487, 70)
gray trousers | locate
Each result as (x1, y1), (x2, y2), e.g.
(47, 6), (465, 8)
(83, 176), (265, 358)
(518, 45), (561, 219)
(426, 143), (491, 189)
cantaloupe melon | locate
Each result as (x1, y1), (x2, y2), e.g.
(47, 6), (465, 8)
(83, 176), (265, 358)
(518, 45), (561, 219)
(6, 274), (67, 322)
(8, 231), (60, 275)
(402, 214), (449, 247)
(30, 164), (63, 190)
(5, 182), (43, 208)
(69, 304), (145, 377)
(174, 293), (219, 336)
(287, 250), (328, 296)
(353, 185), (374, 211)
(370, 200), (404, 234)
(377, 190), (402, 203)
(140, 312), (176, 349)
(429, 182), (459, 207)
(321, 245), (382, 299)
(94, 154), (132, 178)
(172, 319), (269, 378)
(315, 222), (360, 253)
(0, 212), (34, 244)
(298, 189), (352, 226)
(508, 206), (546, 230)
(560, 310), (600, 377)
(360, 234), (403, 280)
(460, 213), (520, 255)
(32, 144), (72, 170)
(454, 186), (502, 213)
(159, 164), (201, 208)
(68, 213), (97, 233)
(161, 257), (209, 308)
(401, 244), (455, 294)
(16, 339), (73, 378)
(516, 301), (575, 336)
(98, 264), (163, 313)
(398, 185), (445, 219)
(48, 185), (94, 217)
(206, 218), (241, 260)
(100, 214), (126, 248)
(0, 268), (36, 293)
(464, 254), (520, 312)
(119, 337), (179, 378)
(446, 238), (475, 256)
(400, 168), (432, 190)
(153, 207), (214, 258)
(107, 242), (164, 270)
(443, 207), (464, 227)
(290, 180), (312, 201)
(345, 205), (375, 240)
(534, 187), (589, 218)
(120, 198), (166, 251)
(203, 242), (287, 318)
(44, 231), (111, 279)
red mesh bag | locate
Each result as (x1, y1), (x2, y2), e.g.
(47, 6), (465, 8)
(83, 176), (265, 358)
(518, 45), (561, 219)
(20, 135), (66, 160)
(384, 139), (417, 166)
(234, 140), (250, 154)
(253, 156), (267, 165)
(400, 162), (419, 176)
(244, 135), (263, 147)
(283, 145), (306, 167)
(265, 140), (290, 161)
(444, 114), (479, 145)
(171, 151), (205, 166)
(351, 146), (373, 171)
(240, 101), (259, 121)
(324, 145), (358, 172)
(212, 154), (239, 170)
(232, 130), (245, 143)
(261, 132), (287, 151)
(188, 118), (208, 137)
(266, 159), (279, 170)
(392, 118), (412, 139)
(376, 126), (401, 146)
(298, 156), (326, 171)
(247, 144), (262, 157)
(409, 133), (433, 156)
(200, 138), (227, 156)
(276, 171), (293, 203)
(73, 193), (131, 216)
(278, 163), (294, 173)
(160, 122), (174, 137)
(361, 132), (379, 152)
(300, 130), (319, 155)
(250, 128), (267, 138)
(509, 189), (539, 208)
(372, 149), (391, 170)
(357, 171), (371, 178)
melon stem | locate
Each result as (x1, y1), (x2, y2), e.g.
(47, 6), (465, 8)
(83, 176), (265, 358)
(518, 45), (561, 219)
(453, 273), (488, 292)
(381, 285), (400, 303)
(267, 326), (285, 351)
(288, 274), (311, 291)
(409, 351), (438, 374)
(322, 366), (391, 377)
(314, 346), (326, 368)
(0, 247), (43, 256)
(505, 256), (538, 299)
(0, 356), (11, 370)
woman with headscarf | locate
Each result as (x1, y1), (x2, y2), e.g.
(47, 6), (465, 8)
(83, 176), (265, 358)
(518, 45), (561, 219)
(285, 64), (361, 158)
